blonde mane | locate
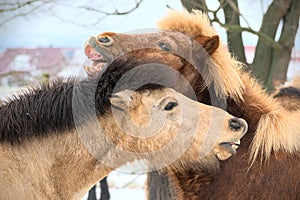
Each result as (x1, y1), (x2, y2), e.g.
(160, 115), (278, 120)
(158, 10), (300, 163)
(157, 10), (245, 101)
(251, 108), (300, 164)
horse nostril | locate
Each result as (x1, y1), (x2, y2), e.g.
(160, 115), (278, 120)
(98, 36), (110, 43)
(229, 117), (244, 131)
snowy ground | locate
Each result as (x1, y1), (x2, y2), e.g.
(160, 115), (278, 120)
(81, 171), (147, 200)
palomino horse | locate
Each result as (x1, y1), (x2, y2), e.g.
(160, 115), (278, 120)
(84, 11), (300, 199)
(0, 55), (247, 199)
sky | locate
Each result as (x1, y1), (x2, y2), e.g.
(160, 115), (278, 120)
(0, 0), (184, 49)
(0, 0), (299, 80)
(1, 0), (298, 51)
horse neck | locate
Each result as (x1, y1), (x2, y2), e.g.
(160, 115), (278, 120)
(232, 73), (281, 132)
(229, 72), (300, 163)
(0, 130), (111, 200)
(167, 167), (216, 200)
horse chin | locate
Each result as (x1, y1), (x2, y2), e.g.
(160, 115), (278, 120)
(84, 62), (107, 78)
(213, 140), (240, 161)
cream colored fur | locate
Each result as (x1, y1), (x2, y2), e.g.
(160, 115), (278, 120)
(251, 109), (300, 164)
(0, 131), (111, 199)
(0, 88), (246, 199)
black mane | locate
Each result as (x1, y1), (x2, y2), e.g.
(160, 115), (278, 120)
(273, 86), (300, 99)
(0, 50), (196, 144)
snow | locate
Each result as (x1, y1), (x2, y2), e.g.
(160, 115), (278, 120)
(81, 171), (147, 200)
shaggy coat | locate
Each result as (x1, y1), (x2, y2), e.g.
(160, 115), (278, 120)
(0, 52), (247, 199)
(157, 10), (300, 200)
(84, 10), (300, 200)
(273, 86), (300, 111)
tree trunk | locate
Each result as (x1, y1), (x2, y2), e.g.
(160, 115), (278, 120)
(265, 0), (300, 91)
(221, 0), (246, 63)
(252, 0), (292, 82)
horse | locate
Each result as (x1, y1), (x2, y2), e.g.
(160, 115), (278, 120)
(273, 86), (300, 111)
(84, 10), (300, 199)
(83, 30), (216, 199)
(0, 52), (247, 199)
(83, 30), (236, 199)
(273, 75), (300, 111)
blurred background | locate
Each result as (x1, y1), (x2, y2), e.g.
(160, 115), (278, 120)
(0, 0), (299, 199)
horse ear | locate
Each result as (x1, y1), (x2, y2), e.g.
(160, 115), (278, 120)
(109, 90), (132, 111)
(193, 35), (220, 55)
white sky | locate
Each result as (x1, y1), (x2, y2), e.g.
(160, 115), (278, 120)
(0, 0), (299, 50)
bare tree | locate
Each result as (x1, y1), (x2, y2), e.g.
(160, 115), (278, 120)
(0, 0), (143, 27)
(180, 0), (300, 91)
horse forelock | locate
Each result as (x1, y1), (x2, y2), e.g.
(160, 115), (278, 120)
(158, 10), (245, 101)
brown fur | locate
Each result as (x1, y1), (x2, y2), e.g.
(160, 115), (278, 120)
(274, 95), (300, 111)
(157, 10), (300, 199)
(273, 75), (300, 111)
(84, 10), (300, 199)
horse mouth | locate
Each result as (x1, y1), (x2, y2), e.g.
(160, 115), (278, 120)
(214, 140), (241, 161)
(84, 44), (108, 77)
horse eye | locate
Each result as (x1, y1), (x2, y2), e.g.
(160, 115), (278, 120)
(158, 42), (171, 51)
(98, 36), (110, 43)
(164, 102), (178, 111)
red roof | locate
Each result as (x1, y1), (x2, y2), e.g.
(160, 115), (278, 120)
(0, 48), (67, 75)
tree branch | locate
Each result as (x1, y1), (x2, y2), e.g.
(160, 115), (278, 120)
(79, 0), (143, 16)
(0, 3), (44, 27)
(220, 0), (246, 63)
(180, 0), (208, 13)
(211, 16), (280, 49)
(0, 0), (40, 13)
(0, 0), (144, 27)
(181, 1), (280, 51)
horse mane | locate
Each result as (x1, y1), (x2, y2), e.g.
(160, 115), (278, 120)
(157, 10), (300, 163)
(0, 54), (137, 144)
(0, 51), (189, 145)
(0, 79), (76, 144)
(250, 108), (300, 163)
(273, 86), (300, 99)
(157, 10), (245, 101)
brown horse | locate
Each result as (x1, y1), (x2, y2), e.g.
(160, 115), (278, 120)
(83, 30), (222, 199)
(84, 11), (300, 199)
(0, 55), (247, 199)
(273, 75), (300, 111)
(273, 86), (300, 111)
